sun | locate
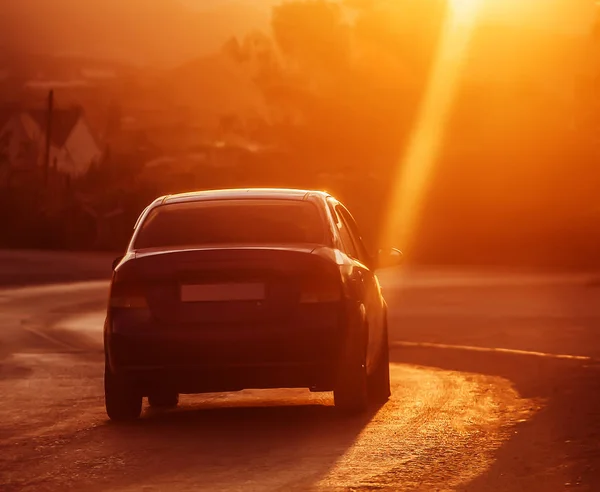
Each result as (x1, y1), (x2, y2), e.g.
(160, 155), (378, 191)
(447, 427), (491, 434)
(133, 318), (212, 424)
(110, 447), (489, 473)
(450, 0), (483, 23)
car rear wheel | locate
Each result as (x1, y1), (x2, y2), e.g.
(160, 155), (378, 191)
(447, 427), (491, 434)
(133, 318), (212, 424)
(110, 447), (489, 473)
(334, 337), (369, 414)
(104, 363), (142, 422)
(369, 321), (391, 403)
(148, 391), (179, 409)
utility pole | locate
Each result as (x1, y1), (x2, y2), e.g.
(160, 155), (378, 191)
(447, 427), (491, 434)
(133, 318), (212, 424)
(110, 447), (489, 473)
(43, 89), (54, 186)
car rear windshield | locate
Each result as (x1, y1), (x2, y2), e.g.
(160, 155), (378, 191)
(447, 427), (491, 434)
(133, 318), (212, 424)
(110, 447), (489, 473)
(133, 199), (326, 249)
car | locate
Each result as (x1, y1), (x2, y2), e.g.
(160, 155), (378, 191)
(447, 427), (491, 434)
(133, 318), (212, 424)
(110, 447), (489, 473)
(103, 188), (403, 421)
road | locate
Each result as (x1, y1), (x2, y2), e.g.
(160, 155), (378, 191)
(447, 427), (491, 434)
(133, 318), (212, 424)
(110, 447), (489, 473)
(1, 268), (600, 491)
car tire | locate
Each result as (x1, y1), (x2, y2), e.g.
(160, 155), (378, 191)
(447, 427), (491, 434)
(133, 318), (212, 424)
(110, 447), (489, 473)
(148, 391), (179, 409)
(369, 321), (391, 403)
(104, 362), (142, 422)
(334, 335), (369, 414)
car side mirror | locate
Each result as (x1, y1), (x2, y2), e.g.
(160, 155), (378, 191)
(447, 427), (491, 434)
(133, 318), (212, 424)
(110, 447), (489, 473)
(376, 248), (403, 270)
(112, 255), (124, 270)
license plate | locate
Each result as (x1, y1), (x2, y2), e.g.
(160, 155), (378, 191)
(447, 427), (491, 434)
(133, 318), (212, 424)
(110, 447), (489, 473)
(180, 283), (266, 302)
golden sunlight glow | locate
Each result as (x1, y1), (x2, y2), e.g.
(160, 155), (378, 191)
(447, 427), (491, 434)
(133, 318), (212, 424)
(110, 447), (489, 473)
(382, 0), (483, 251)
(450, 0), (483, 23)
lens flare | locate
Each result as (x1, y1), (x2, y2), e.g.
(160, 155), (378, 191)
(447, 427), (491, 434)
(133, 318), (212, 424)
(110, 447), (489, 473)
(382, 0), (483, 252)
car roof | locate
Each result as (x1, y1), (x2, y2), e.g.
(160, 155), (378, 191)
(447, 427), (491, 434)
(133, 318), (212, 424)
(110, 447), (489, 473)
(160, 188), (331, 205)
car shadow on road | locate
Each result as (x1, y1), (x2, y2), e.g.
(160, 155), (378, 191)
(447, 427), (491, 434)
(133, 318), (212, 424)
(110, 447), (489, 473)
(390, 344), (600, 491)
(84, 395), (382, 491)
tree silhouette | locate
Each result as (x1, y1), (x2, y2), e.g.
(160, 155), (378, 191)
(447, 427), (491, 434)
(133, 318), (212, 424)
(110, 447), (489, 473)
(224, 0), (450, 178)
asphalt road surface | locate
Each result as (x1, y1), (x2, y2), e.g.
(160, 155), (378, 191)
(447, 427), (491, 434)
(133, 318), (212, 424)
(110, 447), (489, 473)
(1, 268), (600, 491)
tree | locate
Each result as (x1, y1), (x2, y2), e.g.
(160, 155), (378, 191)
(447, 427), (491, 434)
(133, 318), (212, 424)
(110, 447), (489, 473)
(351, 0), (448, 74)
(271, 0), (351, 72)
(226, 0), (451, 175)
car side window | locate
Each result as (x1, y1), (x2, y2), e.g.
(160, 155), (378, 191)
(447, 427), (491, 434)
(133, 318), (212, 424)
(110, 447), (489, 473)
(337, 206), (370, 265)
(331, 204), (359, 259)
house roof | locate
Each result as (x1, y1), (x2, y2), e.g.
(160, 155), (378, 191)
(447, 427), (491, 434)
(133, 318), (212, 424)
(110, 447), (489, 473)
(27, 107), (82, 147)
(0, 104), (84, 147)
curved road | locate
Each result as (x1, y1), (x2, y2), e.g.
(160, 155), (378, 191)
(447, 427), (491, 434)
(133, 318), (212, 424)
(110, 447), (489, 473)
(1, 269), (600, 491)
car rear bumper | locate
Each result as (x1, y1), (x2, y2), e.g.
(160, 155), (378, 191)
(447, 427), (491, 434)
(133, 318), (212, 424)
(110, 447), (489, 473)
(104, 305), (347, 393)
(108, 362), (338, 394)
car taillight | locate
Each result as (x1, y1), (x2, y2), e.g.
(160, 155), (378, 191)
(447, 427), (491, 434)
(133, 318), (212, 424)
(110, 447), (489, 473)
(299, 274), (341, 303)
(109, 278), (148, 309)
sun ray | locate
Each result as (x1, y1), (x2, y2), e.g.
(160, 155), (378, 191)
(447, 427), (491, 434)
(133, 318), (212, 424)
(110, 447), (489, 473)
(382, 0), (483, 252)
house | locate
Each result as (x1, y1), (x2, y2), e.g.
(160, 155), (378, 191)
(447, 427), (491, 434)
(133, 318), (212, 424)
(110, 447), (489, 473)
(0, 104), (102, 178)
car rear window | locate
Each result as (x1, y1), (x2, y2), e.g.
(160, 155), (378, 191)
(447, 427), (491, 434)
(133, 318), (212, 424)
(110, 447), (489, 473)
(133, 199), (326, 249)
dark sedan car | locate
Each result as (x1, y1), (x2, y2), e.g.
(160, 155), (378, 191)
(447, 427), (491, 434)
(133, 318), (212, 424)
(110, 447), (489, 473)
(104, 188), (402, 421)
